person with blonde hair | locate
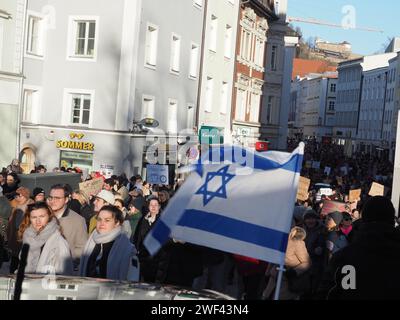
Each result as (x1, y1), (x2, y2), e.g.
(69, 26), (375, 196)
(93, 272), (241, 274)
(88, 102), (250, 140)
(264, 226), (311, 300)
(18, 202), (73, 275)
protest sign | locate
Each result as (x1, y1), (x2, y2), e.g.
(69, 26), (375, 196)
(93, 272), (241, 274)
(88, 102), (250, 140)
(79, 177), (103, 196)
(321, 200), (347, 216)
(369, 182), (385, 197)
(349, 189), (361, 202)
(312, 161), (321, 170)
(297, 176), (311, 201)
(324, 166), (331, 176)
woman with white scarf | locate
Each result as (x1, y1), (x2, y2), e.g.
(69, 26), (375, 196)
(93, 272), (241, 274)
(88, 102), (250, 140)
(79, 205), (139, 281)
(19, 202), (73, 275)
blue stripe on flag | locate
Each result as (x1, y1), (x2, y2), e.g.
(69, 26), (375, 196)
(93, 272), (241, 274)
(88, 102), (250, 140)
(176, 209), (289, 253)
(151, 219), (171, 246)
(199, 146), (302, 173)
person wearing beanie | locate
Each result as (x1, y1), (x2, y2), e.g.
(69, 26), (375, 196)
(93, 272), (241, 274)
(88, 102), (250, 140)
(317, 196), (400, 300)
(32, 187), (45, 202)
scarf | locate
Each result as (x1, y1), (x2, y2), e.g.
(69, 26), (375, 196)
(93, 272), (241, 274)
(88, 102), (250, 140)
(22, 219), (60, 273)
(340, 225), (353, 236)
(80, 226), (122, 277)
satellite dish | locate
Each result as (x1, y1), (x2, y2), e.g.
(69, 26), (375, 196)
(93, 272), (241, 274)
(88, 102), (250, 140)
(139, 118), (159, 128)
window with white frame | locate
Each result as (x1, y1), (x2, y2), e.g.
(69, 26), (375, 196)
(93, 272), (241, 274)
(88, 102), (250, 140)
(23, 88), (41, 123)
(240, 29), (252, 61)
(250, 93), (260, 122)
(220, 82), (229, 114)
(209, 15), (218, 52)
(144, 24), (158, 68)
(26, 13), (45, 57)
(224, 25), (232, 59)
(69, 92), (92, 126)
(189, 43), (199, 79)
(270, 45), (277, 71)
(328, 101), (335, 111)
(254, 37), (265, 67)
(167, 99), (178, 133)
(170, 34), (181, 73)
(205, 77), (214, 112)
(236, 89), (246, 121)
(330, 83), (336, 93)
(266, 96), (273, 123)
(187, 104), (195, 129)
(68, 17), (98, 60)
(142, 95), (155, 119)
(193, 0), (203, 8)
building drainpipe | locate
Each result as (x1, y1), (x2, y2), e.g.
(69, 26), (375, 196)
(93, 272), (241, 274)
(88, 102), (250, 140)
(16, 0), (28, 161)
(195, 0), (208, 137)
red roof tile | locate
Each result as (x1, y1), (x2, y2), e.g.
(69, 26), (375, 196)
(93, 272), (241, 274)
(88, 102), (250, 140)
(292, 58), (337, 80)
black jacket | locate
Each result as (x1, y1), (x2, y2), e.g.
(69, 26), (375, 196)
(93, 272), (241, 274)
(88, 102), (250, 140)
(317, 222), (400, 300)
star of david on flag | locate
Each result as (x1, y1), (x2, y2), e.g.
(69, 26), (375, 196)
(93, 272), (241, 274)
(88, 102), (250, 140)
(144, 143), (304, 266)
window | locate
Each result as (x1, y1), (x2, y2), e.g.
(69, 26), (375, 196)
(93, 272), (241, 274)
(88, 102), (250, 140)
(193, 0), (203, 8)
(209, 15), (218, 52)
(224, 25), (232, 59)
(63, 90), (94, 126)
(23, 88), (41, 123)
(220, 82), (229, 114)
(26, 13), (45, 57)
(205, 77), (214, 112)
(187, 104), (195, 129)
(144, 24), (158, 68)
(236, 89), (246, 121)
(70, 94), (91, 125)
(250, 93), (260, 122)
(67, 16), (98, 61)
(328, 101), (335, 111)
(142, 95), (155, 119)
(170, 34), (181, 74)
(240, 29), (252, 61)
(167, 99), (178, 133)
(270, 45), (277, 71)
(189, 43), (199, 79)
(254, 38), (265, 67)
(266, 96), (273, 123)
(330, 83), (336, 93)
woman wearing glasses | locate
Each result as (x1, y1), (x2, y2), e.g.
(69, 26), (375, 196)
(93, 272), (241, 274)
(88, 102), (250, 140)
(18, 202), (73, 275)
(80, 205), (139, 281)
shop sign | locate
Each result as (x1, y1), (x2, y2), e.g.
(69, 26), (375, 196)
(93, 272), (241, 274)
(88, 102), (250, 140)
(199, 126), (224, 145)
(146, 164), (169, 185)
(61, 151), (93, 161)
(56, 140), (95, 151)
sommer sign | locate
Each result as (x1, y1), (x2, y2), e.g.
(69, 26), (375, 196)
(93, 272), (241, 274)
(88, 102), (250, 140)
(56, 140), (95, 151)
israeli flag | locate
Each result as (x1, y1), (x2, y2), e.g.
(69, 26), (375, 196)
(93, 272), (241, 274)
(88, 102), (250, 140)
(144, 143), (304, 265)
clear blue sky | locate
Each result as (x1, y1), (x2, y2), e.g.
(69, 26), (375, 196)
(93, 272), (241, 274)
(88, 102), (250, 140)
(287, 0), (399, 55)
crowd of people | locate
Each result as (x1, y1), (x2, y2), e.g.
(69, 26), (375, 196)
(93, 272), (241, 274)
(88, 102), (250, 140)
(0, 136), (399, 300)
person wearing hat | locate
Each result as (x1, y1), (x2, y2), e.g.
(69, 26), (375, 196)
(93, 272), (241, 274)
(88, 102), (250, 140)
(302, 209), (325, 295)
(32, 187), (45, 202)
(88, 190), (115, 234)
(324, 211), (349, 261)
(318, 196), (400, 299)
(6, 187), (34, 273)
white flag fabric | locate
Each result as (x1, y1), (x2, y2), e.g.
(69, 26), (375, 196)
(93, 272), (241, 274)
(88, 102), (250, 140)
(144, 143), (304, 265)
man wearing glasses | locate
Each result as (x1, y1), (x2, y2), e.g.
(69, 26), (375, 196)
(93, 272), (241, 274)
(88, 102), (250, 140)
(47, 184), (88, 270)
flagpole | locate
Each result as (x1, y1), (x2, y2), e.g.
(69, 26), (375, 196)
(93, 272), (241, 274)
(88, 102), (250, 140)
(273, 264), (285, 300)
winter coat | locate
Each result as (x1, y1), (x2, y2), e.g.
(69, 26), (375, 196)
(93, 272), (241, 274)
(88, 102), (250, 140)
(318, 222), (400, 300)
(285, 236), (312, 275)
(23, 227), (73, 275)
(58, 208), (88, 261)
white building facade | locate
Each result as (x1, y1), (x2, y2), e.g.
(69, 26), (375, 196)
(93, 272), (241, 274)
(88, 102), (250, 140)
(197, 0), (240, 145)
(19, 0), (203, 177)
(0, 0), (26, 169)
